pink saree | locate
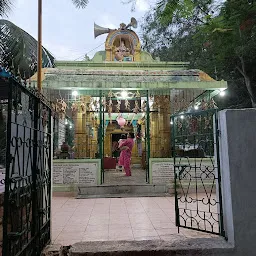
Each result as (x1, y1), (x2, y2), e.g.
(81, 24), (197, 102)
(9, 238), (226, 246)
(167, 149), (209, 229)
(118, 138), (134, 176)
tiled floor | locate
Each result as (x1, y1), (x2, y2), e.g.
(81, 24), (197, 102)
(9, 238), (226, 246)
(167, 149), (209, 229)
(52, 196), (217, 245)
(104, 167), (146, 185)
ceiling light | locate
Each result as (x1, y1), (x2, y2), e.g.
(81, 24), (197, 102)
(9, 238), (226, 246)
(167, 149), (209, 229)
(220, 91), (225, 97)
(121, 90), (128, 99)
(72, 90), (78, 97)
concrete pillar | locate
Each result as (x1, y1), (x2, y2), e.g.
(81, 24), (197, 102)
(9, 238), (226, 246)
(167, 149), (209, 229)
(219, 109), (256, 255)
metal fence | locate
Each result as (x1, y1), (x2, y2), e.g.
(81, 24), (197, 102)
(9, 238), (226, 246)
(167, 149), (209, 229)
(2, 78), (52, 256)
(171, 109), (225, 236)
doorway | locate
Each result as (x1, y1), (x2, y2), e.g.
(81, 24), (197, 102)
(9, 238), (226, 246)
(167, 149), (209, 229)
(103, 122), (146, 185)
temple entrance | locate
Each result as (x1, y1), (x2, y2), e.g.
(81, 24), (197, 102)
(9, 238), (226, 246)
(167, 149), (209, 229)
(103, 121), (147, 185)
(100, 90), (150, 185)
(49, 88), (215, 189)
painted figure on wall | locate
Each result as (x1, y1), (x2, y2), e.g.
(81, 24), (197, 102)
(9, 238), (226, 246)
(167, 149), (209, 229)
(118, 133), (135, 176)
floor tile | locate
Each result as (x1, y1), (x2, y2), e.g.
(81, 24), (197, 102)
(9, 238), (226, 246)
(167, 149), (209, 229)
(63, 223), (87, 232)
(86, 224), (109, 231)
(132, 229), (158, 238)
(109, 223), (131, 230)
(156, 228), (179, 236)
(108, 228), (134, 241)
(135, 236), (160, 241)
(84, 230), (108, 236)
(130, 223), (155, 230)
(83, 230), (109, 241)
(109, 218), (130, 225)
(152, 222), (176, 229)
(88, 218), (109, 226)
(52, 196), (216, 244)
(56, 231), (84, 241)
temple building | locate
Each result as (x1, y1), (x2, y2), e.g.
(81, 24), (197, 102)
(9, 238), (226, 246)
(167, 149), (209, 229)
(31, 18), (227, 194)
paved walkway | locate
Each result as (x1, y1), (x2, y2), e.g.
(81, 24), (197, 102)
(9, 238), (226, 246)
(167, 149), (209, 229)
(52, 196), (217, 245)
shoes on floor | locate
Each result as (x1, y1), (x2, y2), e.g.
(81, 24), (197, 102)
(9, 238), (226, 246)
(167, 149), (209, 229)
(116, 166), (123, 172)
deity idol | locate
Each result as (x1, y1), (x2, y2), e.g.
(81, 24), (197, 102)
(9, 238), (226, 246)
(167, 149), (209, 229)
(115, 40), (130, 61)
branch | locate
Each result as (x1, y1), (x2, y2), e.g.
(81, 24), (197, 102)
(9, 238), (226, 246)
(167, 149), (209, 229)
(236, 65), (245, 77)
(239, 56), (246, 74)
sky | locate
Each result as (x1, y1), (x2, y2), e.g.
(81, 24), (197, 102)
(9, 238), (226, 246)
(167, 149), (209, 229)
(6, 0), (156, 61)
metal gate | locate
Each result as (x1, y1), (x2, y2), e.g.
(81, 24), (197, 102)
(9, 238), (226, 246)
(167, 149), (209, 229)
(171, 109), (225, 237)
(2, 78), (52, 256)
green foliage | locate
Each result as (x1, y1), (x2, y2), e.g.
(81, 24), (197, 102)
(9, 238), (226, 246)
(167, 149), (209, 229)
(0, 19), (55, 79)
(71, 0), (89, 8)
(0, 0), (88, 17)
(0, 0), (11, 17)
(141, 0), (256, 107)
(156, 0), (216, 25)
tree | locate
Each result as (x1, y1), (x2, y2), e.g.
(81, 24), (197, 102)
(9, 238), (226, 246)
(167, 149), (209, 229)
(0, 19), (54, 79)
(140, 0), (256, 108)
(0, 0), (89, 77)
(0, 0), (11, 17)
(0, 0), (89, 17)
(71, 0), (89, 9)
(197, 0), (256, 106)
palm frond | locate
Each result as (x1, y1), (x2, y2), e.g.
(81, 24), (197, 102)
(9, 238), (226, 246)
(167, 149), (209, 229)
(0, 0), (12, 17)
(0, 19), (55, 79)
(71, 0), (89, 8)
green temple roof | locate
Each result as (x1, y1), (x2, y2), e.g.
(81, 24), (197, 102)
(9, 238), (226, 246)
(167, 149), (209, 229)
(31, 64), (226, 91)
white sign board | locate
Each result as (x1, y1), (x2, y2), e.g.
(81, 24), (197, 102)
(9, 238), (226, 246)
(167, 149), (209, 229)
(53, 162), (98, 185)
(152, 162), (174, 184)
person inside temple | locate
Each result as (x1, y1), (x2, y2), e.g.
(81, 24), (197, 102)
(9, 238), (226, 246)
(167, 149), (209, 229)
(59, 141), (70, 159)
(112, 140), (119, 161)
(118, 133), (135, 176)
(116, 134), (127, 171)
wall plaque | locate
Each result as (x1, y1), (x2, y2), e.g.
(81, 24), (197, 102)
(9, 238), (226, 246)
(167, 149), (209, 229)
(53, 162), (98, 185)
(152, 162), (174, 184)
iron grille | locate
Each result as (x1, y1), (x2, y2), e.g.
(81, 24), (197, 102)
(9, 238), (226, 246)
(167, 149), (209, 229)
(2, 78), (52, 256)
(171, 109), (225, 237)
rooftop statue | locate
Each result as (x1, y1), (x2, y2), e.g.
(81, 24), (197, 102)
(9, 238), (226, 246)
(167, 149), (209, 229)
(115, 40), (131, 61)
(94, 18), (141, 62)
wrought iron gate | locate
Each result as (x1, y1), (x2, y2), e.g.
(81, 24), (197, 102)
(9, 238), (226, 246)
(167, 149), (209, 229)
(3, 78), (52, 256)
(171, 109), (225, 237)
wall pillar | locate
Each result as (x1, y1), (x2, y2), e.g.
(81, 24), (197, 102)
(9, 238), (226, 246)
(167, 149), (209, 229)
(219, 109), (256, 255)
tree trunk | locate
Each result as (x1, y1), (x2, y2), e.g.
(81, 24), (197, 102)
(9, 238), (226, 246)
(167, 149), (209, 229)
(237, 56), (256, 108)
(245, 78), (256, 108)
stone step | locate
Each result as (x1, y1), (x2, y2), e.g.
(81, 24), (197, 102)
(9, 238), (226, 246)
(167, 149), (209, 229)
(43, 239), (232, 256)
(77, 184), (173, 198)
(77, 193), (171, 199)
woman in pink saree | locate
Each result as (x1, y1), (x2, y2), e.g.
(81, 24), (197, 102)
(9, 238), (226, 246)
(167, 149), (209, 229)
(118, 133), (135, 176)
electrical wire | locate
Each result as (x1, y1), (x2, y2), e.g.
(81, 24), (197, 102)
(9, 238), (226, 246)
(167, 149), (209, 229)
(73, 42), (105, 61)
